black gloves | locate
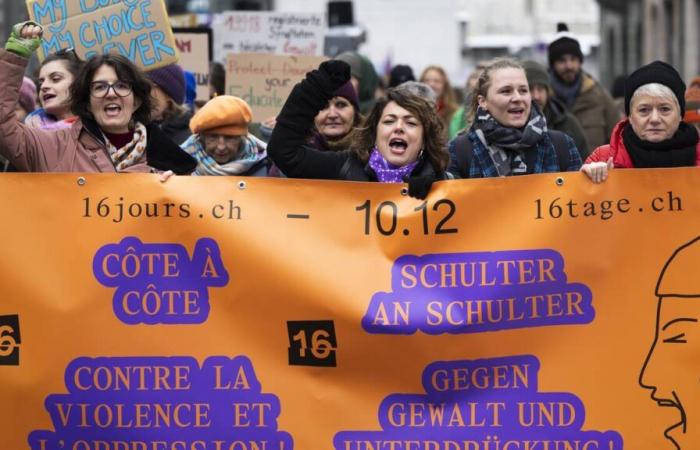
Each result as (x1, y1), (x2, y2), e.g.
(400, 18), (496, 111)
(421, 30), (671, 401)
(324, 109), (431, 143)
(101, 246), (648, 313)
(407, 174), (435, 200)
(305, 60), (351, 97)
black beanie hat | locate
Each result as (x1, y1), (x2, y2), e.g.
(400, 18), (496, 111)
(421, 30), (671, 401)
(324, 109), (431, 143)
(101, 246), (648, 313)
(548, 23), (584, 67)
(624, 60), (686, 115)
(389, 64), (415, 88)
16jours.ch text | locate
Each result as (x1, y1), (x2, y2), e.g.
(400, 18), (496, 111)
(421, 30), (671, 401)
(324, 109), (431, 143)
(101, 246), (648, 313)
(82, 197), (242, 223)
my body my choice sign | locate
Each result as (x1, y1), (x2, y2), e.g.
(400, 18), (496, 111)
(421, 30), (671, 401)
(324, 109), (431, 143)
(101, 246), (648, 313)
(26, 0), (178, 70)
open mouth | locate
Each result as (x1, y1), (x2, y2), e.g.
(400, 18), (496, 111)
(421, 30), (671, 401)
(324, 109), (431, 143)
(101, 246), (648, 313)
(104, 104), (122, 117)
(508, 107), (525, 116)
(389, 138), (408, 153)
(42, 93), (56, 103)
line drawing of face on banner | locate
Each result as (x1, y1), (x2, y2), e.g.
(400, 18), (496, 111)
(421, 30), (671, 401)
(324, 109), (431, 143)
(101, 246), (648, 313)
(639, 235), (700, 449)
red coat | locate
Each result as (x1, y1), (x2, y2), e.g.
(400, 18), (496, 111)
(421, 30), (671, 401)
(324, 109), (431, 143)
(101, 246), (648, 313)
(585, 119), (700, 167)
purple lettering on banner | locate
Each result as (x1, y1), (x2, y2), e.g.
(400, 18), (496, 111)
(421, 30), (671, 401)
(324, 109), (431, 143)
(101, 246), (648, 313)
(362, 250), (594, 334)
(334, 355), (623, 449)
(93, 237), (229, 325)
(28, 356), (294, 449)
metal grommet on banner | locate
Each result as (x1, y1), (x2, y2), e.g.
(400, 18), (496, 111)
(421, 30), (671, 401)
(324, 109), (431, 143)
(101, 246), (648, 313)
(77, 177), (86, 186)
(400, 187), (408, 196)
(238, 181), (247, 190)
(555, 177), (565, 186)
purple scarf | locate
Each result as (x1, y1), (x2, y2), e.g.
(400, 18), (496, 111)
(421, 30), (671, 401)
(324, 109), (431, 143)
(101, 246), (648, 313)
(368, 147), (418, 183)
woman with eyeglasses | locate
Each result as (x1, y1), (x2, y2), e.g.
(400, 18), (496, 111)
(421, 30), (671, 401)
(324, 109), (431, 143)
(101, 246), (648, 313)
(24, 47), (83, 130)
(0, 22), (196, 174)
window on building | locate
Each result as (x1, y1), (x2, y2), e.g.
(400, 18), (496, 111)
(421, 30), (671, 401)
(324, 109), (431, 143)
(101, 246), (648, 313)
(663, 0), (674, 65)
(649, 4), (659, 59)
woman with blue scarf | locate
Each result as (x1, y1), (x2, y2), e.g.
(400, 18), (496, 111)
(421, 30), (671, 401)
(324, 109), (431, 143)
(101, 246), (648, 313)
(448, 58), (582, 178)
(268, 60), (449, 199)
(181, 95), (269, 177)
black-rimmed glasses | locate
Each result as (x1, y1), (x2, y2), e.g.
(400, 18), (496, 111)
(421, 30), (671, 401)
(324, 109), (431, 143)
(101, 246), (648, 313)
(90, 81), (132, 98)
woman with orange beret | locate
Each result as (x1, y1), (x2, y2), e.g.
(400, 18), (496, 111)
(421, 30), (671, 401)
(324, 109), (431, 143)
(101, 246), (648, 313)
(181, 95), (269, 176)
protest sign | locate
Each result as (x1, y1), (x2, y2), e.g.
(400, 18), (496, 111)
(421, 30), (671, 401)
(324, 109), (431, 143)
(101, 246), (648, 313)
(173, 27), (212, 102)
(26, 0), (178, 70)
(212, 11), (325, 62)
(1, 169), (700, 449)
(226, 53), (326, 120)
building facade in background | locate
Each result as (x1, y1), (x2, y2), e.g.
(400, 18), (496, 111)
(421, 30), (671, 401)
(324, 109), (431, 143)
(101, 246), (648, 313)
(460, 0), (600, 80)
(9, 0), (699, 90)
(274, 0), (600, 85)
(0, 0), (600, 86)
(598, 0), (700, 88)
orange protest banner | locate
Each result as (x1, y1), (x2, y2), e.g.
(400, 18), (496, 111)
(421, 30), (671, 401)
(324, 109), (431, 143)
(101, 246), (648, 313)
(0, 169), (699, 450)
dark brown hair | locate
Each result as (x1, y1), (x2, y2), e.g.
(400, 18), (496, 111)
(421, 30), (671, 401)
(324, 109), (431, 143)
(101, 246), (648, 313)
(39, 48), (84, 82)
(348, 88), (448, 172)
(70, 53), (152, 126)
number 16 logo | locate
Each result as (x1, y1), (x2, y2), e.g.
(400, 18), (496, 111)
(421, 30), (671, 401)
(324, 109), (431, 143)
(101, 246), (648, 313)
(0, 315), (20, 366)
(287, 320), (337, 367)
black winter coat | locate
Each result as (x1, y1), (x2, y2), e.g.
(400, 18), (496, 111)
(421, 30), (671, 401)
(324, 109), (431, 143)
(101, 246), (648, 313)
(267, 61), (446, 192)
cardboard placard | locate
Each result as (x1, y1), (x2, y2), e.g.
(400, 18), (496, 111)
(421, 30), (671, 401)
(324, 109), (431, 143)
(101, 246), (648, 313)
(26, 0), (178, 70)
(173, 27), (212, 102)
(226, 53), (326, 120)
(212, 11), (325, 62)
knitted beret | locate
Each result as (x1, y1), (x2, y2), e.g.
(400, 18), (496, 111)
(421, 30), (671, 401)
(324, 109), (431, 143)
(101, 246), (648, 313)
(624, 61), (686, 116)
(190, 95), (252, 136)
(147, 64), (186, 104)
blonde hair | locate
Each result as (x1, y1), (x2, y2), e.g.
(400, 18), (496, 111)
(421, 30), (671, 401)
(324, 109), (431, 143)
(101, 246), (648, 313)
(470, 58), (525, 116)
(420, 65), (458, 124)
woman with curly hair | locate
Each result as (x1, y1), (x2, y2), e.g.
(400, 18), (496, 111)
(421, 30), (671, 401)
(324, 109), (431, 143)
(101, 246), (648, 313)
(268, 60), (450, 199)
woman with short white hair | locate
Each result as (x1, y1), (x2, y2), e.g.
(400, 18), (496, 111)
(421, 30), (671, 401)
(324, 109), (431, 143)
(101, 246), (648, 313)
(582, 61), (700, 183)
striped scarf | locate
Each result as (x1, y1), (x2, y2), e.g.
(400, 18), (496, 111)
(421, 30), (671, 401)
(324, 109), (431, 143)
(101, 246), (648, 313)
(181, 134), (268, 176)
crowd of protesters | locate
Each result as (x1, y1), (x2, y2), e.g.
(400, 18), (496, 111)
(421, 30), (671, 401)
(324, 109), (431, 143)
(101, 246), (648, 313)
(0, 19), (699, 198)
